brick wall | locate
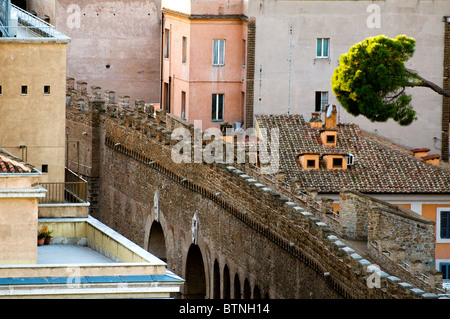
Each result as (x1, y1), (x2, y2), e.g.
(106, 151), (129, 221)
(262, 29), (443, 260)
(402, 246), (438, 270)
(66, 81), (445, 299)
(443, 17), (450, 162)
(245, 17), (256, 129)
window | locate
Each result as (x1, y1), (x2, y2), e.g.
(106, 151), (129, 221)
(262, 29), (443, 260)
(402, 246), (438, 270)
(315, 91), (328, 112)
(440, 262), (450, 279)
(21, 85), (28, 95)
(41, 164), (48, 173)
(347, 154), (355, 166)
(163, 82), (170, 112)
(307, 160), (316, 169)
(437, 209), (450, 243)
(164, 28), (170, 58)
(213, 39), (225, 66)
(441, 210), (450, 239)
(182, 36), (187, 63)
(211, 93), (224, 121)
(333, 158), (343, 168)
(317, 38), (329, 58)
(242, 39), (246, 67)
(0, 85), (2, 95)
(326, 135), (335, 144)
(44, 85), (51, 95)
(181, 91), (186, 120)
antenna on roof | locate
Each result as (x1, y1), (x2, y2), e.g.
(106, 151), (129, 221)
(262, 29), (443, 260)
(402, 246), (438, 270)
(287, 25), (293, 115)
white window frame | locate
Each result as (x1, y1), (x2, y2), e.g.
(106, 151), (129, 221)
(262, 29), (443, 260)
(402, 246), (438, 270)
(315, 91), (328, 112)
(212, 93), (224, 122)
(316, 38), (329, 58)
(437, 208), (450, 243)
(213, 39), (225, 66)
(437, 259), (450, 280)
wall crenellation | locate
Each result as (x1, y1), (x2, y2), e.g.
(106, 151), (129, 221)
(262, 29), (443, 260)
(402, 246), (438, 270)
(66, 78), (446, 299)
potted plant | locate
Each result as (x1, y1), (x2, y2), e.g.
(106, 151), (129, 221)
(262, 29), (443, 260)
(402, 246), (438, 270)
(38, 225), (53, 245)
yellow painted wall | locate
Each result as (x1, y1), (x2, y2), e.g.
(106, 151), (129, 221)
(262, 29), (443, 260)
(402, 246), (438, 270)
(0, 197), (38, 264)
(422, 204), (450, 260)
(0, 42), (67, 183)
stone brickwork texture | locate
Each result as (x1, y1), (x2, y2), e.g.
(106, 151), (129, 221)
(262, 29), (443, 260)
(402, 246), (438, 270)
(65, 81), (445, 299)
(443, 18), (450, 162)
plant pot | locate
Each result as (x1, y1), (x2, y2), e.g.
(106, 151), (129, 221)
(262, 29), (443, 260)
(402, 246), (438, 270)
(44, 237), (51, 245)
(38, 237), (45, 246)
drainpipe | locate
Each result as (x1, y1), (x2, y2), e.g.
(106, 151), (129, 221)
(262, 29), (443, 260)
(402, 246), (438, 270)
(160, 11), (164, 110)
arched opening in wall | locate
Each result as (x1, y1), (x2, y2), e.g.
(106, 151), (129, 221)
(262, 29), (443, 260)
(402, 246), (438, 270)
(213, 260), (220, 299)
(184, 244), (206, 299)
(233, 273), (241, 299)
(243, 278), (251, 299)
(148, 221), (166, 262)
(253, 285), (261, 299)
(223, 265), (230, 299)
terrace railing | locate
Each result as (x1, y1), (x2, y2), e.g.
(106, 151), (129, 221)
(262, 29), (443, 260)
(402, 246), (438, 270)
(39, 169), (88, 204)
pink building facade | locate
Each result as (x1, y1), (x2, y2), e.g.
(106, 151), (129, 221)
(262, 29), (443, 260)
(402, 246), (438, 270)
(161, 0), (248, 130)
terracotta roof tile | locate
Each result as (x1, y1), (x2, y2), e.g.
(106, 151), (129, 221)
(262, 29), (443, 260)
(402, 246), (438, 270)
(255, 114), (450, 194)
(0, 150), (34, 174)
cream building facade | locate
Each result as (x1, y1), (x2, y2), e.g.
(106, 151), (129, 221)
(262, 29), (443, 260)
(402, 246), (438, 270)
(248, 0), (450, 159)
(0, 2), (70, 183)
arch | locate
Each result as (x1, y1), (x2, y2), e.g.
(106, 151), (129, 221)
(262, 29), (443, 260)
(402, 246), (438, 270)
(253, 285), (261, 299)
(223, 265), (230, 299)
(184, 244), (206, 299)
(233, 273), (241, 299)
(243, 278), (251, 299)
(213, 259), (220, 299)
(148, 221), (166, 262)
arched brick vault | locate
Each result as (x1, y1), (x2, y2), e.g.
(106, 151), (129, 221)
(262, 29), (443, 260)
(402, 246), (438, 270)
(98, 138), (343, 298)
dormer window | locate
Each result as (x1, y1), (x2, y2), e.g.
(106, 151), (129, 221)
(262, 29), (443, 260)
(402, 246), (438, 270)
(320, 129), (337, 147)
(307, 159), (316, 169)
(333, 157), (343, 168)
(323, 154), (347, 170)
(296, 153), (319, 170)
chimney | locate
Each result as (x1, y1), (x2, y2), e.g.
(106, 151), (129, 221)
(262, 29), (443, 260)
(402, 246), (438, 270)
(421, 154), (440, 167)
(411, 148), (430, 159)
(309, 112), (323, 128)
(324, 105), (337, 128)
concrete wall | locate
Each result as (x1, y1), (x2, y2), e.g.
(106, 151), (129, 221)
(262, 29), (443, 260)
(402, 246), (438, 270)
(248, 0), (449, 155)
(0, 174), (42, 265)
(0, 42), (67, 183)
(27, 0), (162, 105)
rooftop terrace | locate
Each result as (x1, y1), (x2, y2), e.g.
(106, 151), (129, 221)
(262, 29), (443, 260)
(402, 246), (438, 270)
(0, 1), (69, 42)
(0, 216), (184, 298)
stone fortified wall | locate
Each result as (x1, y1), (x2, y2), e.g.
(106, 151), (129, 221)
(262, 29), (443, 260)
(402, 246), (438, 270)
(65, 78), (446, 299)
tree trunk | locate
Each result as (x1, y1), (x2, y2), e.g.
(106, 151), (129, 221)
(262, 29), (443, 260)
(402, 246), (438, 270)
(406, 68), (450, 97)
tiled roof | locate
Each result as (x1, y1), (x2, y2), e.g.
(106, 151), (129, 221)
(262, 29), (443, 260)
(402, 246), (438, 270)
(0, 149), (34, 174)
(255, 114), (450, 194)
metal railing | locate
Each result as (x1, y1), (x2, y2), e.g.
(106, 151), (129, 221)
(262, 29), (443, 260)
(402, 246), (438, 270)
(39, 181), (88, 204)
(1, 3), (55, 38)
(39, 169), (88, 204)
